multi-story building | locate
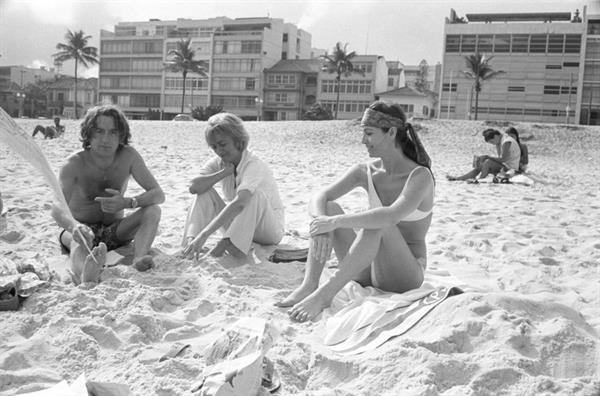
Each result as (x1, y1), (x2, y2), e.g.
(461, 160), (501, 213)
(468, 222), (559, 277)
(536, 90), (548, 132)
(263, 59), (321, 120)
(439, 8), (595, 124)
(98, 17), (311, 119)
(318, 55), (389, 120)
(46, 76), (98, 118)
(581, 11), (600, 125)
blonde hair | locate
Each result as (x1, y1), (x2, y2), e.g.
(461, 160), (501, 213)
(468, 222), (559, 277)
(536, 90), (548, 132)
(205, 113), (249, 151)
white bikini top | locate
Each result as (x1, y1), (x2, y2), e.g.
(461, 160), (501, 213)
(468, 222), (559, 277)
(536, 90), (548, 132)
(367, 164), (433, 222)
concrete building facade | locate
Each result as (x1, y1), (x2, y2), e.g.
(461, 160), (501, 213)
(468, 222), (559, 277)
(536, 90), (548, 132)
(98, 17), (311, 119)
(0, 66), (59, 117)
(439, 8), (594, 124)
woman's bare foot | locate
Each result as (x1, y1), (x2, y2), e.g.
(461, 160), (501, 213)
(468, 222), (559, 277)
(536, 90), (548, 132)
(274, 283), (318, 308)
(133, 255), (154, 271)
(287, 288), (334, 322)
(81, 242), (106, 284)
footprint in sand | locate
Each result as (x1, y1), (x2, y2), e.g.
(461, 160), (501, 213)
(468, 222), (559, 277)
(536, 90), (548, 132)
(0, 230), (24, 243)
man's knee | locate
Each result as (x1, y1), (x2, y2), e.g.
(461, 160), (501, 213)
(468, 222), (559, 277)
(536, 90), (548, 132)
(141, 204), (161, 224)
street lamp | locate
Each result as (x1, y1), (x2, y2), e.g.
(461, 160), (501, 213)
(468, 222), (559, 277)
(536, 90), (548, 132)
(15, 92), (26, 117)
(255, 96), (263, 121)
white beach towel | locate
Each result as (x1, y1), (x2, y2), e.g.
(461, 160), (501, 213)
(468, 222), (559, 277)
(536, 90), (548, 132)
(321, 269), (473, 355)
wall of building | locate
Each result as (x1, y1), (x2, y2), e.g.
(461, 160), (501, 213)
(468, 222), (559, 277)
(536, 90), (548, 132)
(439, 11), (586, 123)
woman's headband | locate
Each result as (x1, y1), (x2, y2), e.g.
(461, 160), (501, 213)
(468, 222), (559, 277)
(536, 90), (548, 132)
(360, 108), (405, 129)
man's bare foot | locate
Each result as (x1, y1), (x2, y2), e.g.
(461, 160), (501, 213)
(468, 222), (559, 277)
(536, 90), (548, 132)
(210, 238), (246, 258)
(133, 255), (153, 271)
(81, 242), (106, 284)
(287, 288), (334, 322)
(274, 283), (317, 308)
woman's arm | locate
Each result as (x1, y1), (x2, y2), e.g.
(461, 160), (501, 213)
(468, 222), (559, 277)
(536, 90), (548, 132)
(309, 163), (365, 218)
(311, 167), (433, 234)
(189, 164), (234, 195)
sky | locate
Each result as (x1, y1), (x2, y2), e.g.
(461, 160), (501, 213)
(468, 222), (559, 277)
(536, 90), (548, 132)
(0, 0), (598, 78)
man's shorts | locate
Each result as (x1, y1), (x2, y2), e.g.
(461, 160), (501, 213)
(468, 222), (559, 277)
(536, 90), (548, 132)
(59, 219), (131, 254)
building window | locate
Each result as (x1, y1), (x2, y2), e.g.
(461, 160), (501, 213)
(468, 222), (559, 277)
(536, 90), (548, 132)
(282, 33), (288, 42)
(588, 20), (600, 35)
(461, 35), (476, 52)
(477, 35), (493, 52)
(547, 34), (564, 53)
(543, 85), (560, 94)
(241, 41), (261, 54)
(388, 78), (394, 87)
(493, 35), (510, 52)
(564, 35), (581, 53)
(563, 62), (579, 67)
(508, 86), (525, 92)
(511, 35), (529, 53)
(545, 65), (562, 70)
(245, 78), (256, 91)
(281, 51), (287, 60)
(446, 35), (460, 52)
(560, 86), (576, 94)
(442, 83), (457, 92)
(529, 34), (547, 53)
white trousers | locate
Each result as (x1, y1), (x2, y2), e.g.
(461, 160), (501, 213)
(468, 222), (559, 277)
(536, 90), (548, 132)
(183, 188), (284, 254)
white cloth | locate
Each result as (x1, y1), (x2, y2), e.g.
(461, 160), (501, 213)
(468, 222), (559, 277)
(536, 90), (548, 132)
(498, 134), (521, 171)
(199, 150), (284, 225)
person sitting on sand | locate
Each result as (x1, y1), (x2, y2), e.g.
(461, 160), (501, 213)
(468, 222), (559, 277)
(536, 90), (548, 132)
(276, 101), (434, 322)
(506, 127), (528, 173)
(51, 104), (165, 284)
(32, 117), (65, 139)
(446, 128), (520, 182)
(182, 113), (284, 259)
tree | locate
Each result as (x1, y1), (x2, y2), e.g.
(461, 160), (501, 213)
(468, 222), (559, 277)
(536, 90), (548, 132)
(165, 38), (208, 114)
(320, 42), (363, 119)
(53, 29), (99, 119)
(415, 59), (429, 92)
(302, 102), (333, 120)
(191, 105), (223, 121)
(462, 52), (505, 120)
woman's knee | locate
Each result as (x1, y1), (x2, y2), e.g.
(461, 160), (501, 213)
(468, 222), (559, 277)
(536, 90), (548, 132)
(326, 201), (344, 216)
(356, 227), (384, 241)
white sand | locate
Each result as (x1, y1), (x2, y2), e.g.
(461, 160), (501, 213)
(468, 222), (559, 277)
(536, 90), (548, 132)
(0, 118), (598, 395)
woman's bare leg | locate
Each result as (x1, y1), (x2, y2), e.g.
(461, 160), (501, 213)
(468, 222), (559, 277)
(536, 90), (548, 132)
(275, 202), (358, 307)
(288, 225), (424, 322)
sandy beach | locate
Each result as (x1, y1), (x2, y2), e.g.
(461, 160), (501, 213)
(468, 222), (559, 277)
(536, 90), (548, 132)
(0, 117), (599, 395)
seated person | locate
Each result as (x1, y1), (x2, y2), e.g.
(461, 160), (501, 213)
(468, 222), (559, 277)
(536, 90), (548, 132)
(51, 105), (165, 284)
(447, 128), (520, 181)
(32, 117), (65, 139)
(506, 127), (528, 173)
(276, 101), (435, 322)
(182, 113), (284, 259)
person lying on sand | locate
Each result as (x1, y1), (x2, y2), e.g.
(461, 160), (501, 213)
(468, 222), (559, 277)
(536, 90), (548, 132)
(32, 117), (65, 139)
(506, 127), (528, 173)
(276, 101), (434, 322)
(51, 105), (165, 284)
(446, 128), (520, 182)
(182, 112), (284, 259)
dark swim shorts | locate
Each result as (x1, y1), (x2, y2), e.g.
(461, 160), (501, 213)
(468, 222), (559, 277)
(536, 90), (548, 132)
(59, 219), (131, 254)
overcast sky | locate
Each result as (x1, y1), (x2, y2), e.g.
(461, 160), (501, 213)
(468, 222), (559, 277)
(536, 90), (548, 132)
(0, 0), (597, 78)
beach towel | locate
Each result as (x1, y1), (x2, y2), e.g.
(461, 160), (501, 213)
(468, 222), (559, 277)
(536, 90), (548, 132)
(321, 269), (471, 355)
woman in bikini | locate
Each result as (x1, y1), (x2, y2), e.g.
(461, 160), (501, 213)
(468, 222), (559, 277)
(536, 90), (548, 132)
(276, 101), (434, 322)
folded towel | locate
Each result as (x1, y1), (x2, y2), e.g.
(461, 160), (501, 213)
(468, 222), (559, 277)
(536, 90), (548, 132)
(320, 269), (473, 355)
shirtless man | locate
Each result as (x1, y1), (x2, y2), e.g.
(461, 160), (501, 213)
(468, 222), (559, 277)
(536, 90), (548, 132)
(32, 117), (65, 139)
(51, 105), (165, 284)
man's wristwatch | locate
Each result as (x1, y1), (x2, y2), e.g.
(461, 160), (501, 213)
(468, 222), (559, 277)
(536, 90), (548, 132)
(130, 197), (139, 209)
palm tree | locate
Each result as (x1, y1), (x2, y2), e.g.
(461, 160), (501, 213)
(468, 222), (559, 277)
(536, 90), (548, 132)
(165, 38), (208, 114)
(320, 42), (363, 119)
(462, 52), (504, 120)
(53, 30), (99, 119)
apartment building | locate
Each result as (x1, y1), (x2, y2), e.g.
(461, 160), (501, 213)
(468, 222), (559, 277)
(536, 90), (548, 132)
(439, 8), (592, 123)
(263, 59), (321, 120)
(98, 17), (311, 119)
(46, 76), (98, 118)
(318, 55), (389, 120)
